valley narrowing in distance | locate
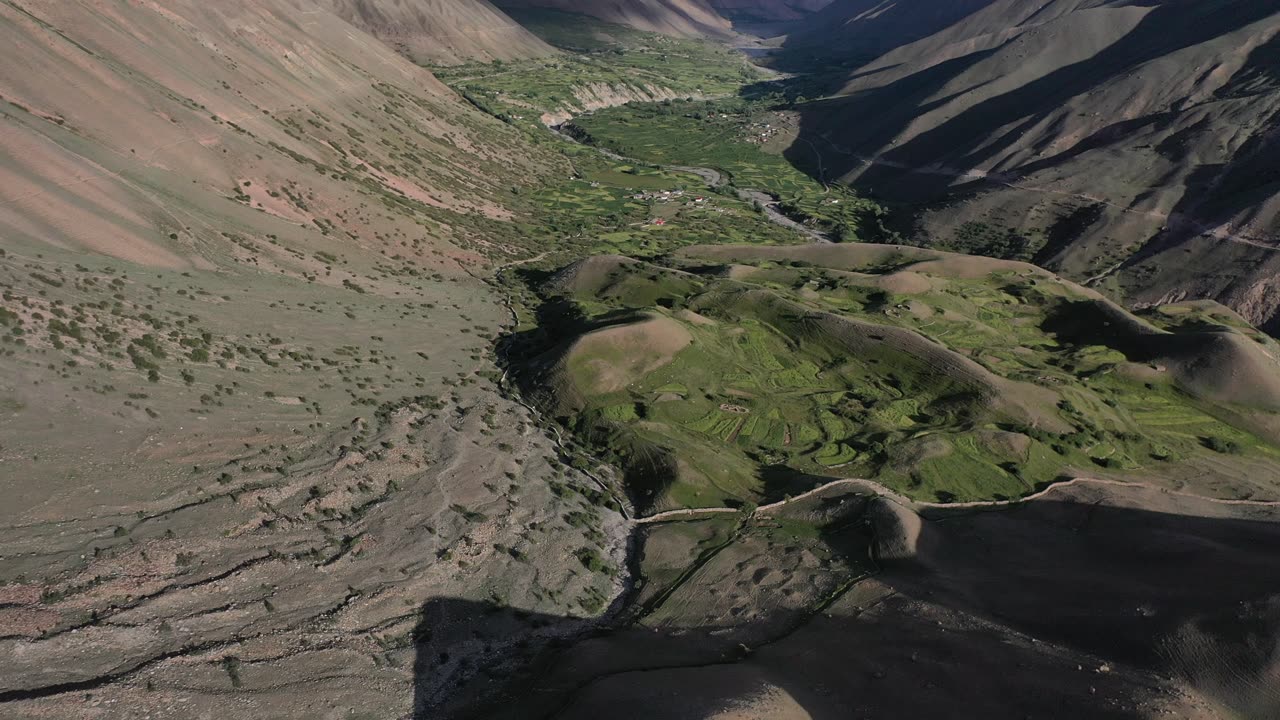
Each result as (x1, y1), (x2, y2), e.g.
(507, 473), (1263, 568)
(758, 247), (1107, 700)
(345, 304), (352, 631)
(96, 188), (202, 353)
(2, 2), (1280, 719)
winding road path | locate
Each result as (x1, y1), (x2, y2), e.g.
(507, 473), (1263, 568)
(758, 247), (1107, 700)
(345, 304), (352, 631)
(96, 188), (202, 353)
(635, 475), (1280, 526)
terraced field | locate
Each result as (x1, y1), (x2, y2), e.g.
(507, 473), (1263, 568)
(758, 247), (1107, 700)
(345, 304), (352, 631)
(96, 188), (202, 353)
(508, 245), (1280, 513)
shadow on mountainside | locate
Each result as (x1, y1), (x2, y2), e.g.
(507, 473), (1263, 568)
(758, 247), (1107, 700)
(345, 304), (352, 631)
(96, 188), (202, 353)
(770, 0), (999, 74)
(781, 0), (1280, 201)
(775, 46), (1006, 186)
(412, 488), (1280, 719)
(1068, 39), (1280, 282)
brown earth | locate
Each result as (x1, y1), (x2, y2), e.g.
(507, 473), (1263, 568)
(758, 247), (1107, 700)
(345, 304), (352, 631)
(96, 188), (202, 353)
(0, 0), (553, 274)
(565, 314), (694, 394)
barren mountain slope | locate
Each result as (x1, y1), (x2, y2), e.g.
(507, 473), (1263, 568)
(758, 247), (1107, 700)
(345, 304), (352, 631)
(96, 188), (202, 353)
(320, 0), (556, 64)
(494, 0), (735, 38)
(784, 0), (1280, 330)
(706, 0), (832, 23)
(782, 0), (997, 62)
(0, 0), (545, 269)
(0, 2), (626, 717)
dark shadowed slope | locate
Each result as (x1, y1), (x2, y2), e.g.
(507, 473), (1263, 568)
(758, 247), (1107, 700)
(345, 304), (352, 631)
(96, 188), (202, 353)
(782, 0), (1280, 330)
(707, 0), (832, 24)
(781, 0), (998, 66)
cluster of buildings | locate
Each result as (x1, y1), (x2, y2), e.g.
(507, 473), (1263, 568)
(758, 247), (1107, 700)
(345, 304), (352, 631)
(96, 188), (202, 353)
(744, 122), (780, 145)
(633, 190), (715, 226)
(632, 189), (685, 202)
(632, 189), (709, 206)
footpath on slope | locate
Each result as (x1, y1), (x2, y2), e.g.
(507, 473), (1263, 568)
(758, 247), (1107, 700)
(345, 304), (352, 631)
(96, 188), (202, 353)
(635, 475), (1280, 525)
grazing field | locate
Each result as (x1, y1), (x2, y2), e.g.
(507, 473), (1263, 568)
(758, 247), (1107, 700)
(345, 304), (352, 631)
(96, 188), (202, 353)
(508, 245), (1280, 512)
(425, 11), (890, 263)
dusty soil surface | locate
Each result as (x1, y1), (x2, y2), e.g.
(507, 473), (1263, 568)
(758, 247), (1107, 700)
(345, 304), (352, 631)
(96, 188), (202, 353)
(0, 4), (622, 718)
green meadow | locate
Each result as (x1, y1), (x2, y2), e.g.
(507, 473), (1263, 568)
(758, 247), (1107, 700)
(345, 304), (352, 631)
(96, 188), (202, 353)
(516, 250), (1280, 512)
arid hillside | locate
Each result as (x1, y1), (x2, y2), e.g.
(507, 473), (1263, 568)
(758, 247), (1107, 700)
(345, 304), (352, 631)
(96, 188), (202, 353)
(495, 0), (735, 38)
(782, 0), (1280, 331)
(321, 0), (557, 64)
(0, 0), (548, 270)
(0, 2), (625, 717)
